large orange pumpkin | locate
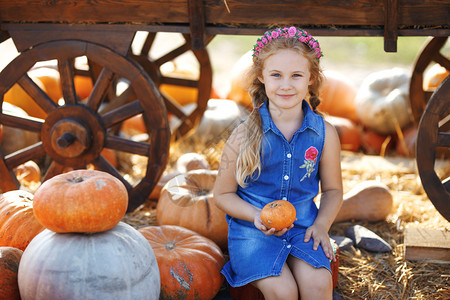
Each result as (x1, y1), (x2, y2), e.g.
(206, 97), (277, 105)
(138, 225), (225, 300)
(28, 67), (62, 102)
(0, 190), (45, 251)
(74, 75), (94, 100)
(33, 169), (128, 233)
(4, 79), (48, 119)
(160, 62), (199, 106)
(120, 113), (147, 136)
(319, 70), (359, 123)
(156, 169), (228, 249)
(0, 247), (23, 300)
(326, 115), (361, 152)
(360, 129), (389, 155)
(260, 200), (297, 231)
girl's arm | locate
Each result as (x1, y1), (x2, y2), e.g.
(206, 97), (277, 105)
(304, 120), (343, 260)
(213, 124), (261, 223)
(214, 124), (285, 235)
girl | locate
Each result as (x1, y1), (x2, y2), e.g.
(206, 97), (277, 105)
(213, 26), (343, 300)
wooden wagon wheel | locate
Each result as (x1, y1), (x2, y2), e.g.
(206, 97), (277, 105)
(0, 40), (170, 212)
(128, 32), (213, 139)
(409, 37), (449, 124)
(416, 76), (450, 221)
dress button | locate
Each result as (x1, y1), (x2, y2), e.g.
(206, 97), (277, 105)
(284, 175), (289, 180)
(287, 153), (292, 158)
(282, 197), (287, 200)
(287, 245), (292, 249)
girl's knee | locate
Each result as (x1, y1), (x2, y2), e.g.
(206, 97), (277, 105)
(261, 283), (298, 300)
(301, 270), (333, 298)
(253, 276), (299, 300)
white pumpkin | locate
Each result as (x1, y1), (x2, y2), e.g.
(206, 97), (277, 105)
(355, 68), (413, 135)
(192, 99), (249, 144)
(227, 50), (253, 109)
(18, 222), (160, 300)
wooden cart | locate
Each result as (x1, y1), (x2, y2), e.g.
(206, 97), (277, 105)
(0, 1), (449, 217)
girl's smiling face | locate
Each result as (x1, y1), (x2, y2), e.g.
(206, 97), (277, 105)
(259, 49), (313, 111)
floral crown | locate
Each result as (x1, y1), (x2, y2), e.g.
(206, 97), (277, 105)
(252, 26), (324, 60)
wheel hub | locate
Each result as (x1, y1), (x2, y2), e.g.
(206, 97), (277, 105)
(50, 118), (91, 158)
(41, 105), (105, 166)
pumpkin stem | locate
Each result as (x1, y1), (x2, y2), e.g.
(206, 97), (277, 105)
(197, 189), (209, 196)
(69, 177), (85, 183)
(166, 242), (175, 250)
(269, 202), (279, 208)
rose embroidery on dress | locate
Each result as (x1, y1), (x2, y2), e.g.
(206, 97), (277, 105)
(299, 146), (318, 182)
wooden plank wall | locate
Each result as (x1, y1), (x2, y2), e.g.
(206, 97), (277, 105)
(0, 0), (448, 27)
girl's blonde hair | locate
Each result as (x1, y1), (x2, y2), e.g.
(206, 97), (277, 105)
(235, 35), (325, 187)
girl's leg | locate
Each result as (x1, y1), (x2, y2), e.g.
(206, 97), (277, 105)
(287, 255), (333, 300)
(252, 263), (299, 300)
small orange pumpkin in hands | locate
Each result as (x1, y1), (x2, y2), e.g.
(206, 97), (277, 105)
(261, 200), (296, 231)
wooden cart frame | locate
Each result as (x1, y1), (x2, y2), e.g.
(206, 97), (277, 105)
(0, 0), (449, 217)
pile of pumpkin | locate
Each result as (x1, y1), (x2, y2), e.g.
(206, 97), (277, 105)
(0, 169), (225, 300)
(0, 150), (395, 300)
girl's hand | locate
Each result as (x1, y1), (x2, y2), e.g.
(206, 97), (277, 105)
(304, 223), (335, 261)
(254, 212), (294, 236)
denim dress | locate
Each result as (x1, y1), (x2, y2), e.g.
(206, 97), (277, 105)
(222, 100), (331, 287)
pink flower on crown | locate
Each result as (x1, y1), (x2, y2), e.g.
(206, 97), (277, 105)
(262, 37), (268, 44)
(313, 42), (318, 48)
(257, 40), (264, 47)
(315, 48), (320, 53)
(271, 31), (279, 38)
(306, 35), (312, 41)
(300, 36), (307, 43)
(303, 30), (308, 36)
(317, 52), (323, 58)
(288, 26), (297, 37)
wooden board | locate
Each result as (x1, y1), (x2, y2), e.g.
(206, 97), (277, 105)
(404, 227), (450, 261)
(0, 0), (448, 27)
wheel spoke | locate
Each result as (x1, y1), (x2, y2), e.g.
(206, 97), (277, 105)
(434, 53), (450, 70)
(4, 142), (46, 169)
(140, 32), (156, 56)
(92, 155), (133, 191)
(161, 93), (188, 120)
(160, 76), (198, 88)
(154, 43), (190, 66)
(98, 84), (135, 115)
(0, 113), (43, 132)
(85, 67), (114, 112)
(0, 156), (20, 191)
(105, 135), (150, 156)
(437, 132), (450, 148)
(18, 74), (58, 114)
(42, 160), (67, 182)
(101, 100), (143, 128)
(58, 58), (77, 104)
